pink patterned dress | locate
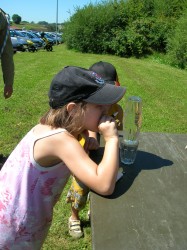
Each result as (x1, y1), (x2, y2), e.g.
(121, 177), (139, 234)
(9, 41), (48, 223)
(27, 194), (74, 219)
(0, 128), (70, 249)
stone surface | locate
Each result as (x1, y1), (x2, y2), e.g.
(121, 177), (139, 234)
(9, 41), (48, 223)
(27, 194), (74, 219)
(90, 132), (187, 250)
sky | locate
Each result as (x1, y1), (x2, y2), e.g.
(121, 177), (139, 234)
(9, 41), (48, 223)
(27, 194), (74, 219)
(0, 0), (98, 23)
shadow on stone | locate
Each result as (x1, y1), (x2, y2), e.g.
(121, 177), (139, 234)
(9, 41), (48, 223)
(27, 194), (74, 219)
(90, 148), (173, 199)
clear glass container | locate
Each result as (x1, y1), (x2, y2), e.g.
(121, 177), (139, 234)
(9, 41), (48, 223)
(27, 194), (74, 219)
(120, 96), (142, 165)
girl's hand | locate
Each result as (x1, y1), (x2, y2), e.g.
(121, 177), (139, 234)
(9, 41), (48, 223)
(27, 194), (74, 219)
(98, 115), (118, 142)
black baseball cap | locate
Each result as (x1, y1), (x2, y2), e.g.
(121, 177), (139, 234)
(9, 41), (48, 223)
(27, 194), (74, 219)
(89, 61), (118, 82)
(48, 66), (126, 109)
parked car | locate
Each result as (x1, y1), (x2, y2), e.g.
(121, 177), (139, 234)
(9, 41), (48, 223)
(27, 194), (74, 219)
(45, 32), (63, 44)
(11, 37), (25, 52)
(10, 29), (32, 51)
(19, 31), (44, 48)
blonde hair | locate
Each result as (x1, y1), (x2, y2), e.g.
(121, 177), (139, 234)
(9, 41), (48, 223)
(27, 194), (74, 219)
(40, 102), (87, 134)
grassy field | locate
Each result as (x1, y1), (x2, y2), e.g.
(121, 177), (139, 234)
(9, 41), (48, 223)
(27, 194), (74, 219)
(0, 44), (187, 249)
(10, 22), (50, 31)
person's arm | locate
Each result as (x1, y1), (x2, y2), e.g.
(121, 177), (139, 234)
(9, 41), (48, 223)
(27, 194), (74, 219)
(1, 35), (14, 98)
(34, 116), (119, 196)
(0, 11), (14, 98)
(85, 130), (100, 151)
(55, 115), (119, 195)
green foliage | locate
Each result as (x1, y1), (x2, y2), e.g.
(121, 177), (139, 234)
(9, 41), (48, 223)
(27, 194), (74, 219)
(153, 0), (187, 18)
(38, 21), (49, 25)
(148, 17), (171, 52)
(63, 2), (121, 54)
(166, 9), (187, 69)
(21, 21), (29, 24)
(46, 23), (57, 32)
(109, 18), (152, 57)
(12, 14), (22, 24)
(63, 0), (187, 67)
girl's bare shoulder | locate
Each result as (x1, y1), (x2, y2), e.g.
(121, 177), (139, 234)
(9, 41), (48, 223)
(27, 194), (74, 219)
(33, 124), (77, 150)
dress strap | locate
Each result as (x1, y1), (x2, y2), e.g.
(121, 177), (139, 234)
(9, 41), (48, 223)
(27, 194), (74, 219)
(33, 128), (67, 141)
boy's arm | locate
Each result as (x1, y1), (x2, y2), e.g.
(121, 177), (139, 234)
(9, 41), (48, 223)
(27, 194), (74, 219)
(88, 130), (97, 140)
(85, 130), (99, 151)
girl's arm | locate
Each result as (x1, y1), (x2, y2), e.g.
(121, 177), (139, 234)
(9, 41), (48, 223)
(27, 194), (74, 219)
(55, 116), (119, 195)
(34, 116), (119, 196)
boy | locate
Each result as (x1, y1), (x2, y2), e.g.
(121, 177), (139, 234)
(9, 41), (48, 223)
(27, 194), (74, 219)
(67, 62), (124, 238)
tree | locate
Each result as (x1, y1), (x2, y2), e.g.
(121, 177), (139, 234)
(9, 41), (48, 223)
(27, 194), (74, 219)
(12, 14), (21, 24)
(38, 21), (49, 25)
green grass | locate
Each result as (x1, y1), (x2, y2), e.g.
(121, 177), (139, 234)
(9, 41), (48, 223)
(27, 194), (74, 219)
(0, 44), (187, 249)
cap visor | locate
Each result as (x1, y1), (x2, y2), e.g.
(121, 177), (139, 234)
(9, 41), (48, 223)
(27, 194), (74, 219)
(84, 84), (126, 105)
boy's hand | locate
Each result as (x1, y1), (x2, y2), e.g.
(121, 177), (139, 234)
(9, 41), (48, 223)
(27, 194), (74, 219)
(84, 137), (99, 152)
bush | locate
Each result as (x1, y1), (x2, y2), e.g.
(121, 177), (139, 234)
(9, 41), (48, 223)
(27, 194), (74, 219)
(63, 2), (119, 54)
(166, 9), (187, 69)
(63, 0), (187, 61)
(149, 17), (173, 52)
(109, 19), (151, 57)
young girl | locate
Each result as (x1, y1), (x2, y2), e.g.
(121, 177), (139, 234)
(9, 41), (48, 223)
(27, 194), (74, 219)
(67, 62), (124, 238)
(0, 66), (126, 249)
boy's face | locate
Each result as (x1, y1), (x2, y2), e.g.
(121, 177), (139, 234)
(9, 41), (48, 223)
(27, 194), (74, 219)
(83, 103), (111, 132)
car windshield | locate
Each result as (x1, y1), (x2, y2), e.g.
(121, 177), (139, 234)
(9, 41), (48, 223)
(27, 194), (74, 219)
(30, 33), (38, 38)
(33, 33), (40, 38)
(16, 31), (25, 37)
(21, 32), (31, 38)
(44, 34), (52, 38)
(10, 30), (24, 37)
